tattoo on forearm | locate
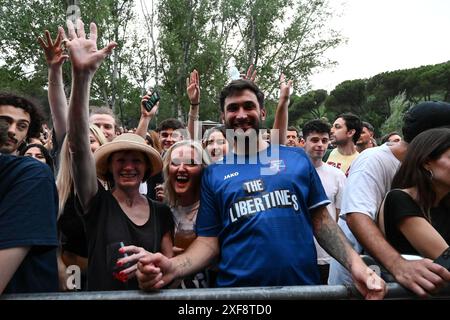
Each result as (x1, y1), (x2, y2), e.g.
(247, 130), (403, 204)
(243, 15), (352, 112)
(314, 212), (352, 270)
(177, 257), (192, 271)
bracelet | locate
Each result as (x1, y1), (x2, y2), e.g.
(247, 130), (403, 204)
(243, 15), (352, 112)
(189, 102), (200, 106)
(188, 113), (199, 120)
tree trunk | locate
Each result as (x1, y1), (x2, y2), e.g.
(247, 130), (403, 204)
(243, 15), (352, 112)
(150, 0), (159, 86)
(248, 14), (256, 66)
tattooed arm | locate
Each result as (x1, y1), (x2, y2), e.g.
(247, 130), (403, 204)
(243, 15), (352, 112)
(137, 236), (219, 290)
(311, 206), (387, 300)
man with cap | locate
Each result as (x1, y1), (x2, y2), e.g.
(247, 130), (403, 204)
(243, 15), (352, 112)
(328, 101), (450, 297)
(64, 19), (173, 290)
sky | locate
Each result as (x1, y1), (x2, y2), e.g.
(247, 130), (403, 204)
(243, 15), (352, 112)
(310, 0), (450, 92)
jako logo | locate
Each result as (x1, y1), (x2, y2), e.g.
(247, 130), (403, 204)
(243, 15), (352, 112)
(224, 172), (239, 180)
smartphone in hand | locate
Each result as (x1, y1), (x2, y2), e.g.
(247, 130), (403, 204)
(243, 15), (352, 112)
(144, 91), (160, 112)
(434, 247), (450, 270)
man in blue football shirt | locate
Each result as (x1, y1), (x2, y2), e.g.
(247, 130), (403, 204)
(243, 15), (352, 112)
(137, 79), (386, 299)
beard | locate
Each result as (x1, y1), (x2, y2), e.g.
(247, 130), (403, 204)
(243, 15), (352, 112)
(0, 137), (19, 154)
(223, 116), (265, 155)
(224, 116), (263, 136)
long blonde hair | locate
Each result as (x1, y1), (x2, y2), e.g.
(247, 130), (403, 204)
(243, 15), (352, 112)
(56, 125), (107, 218)
(162, 140), (211, 207)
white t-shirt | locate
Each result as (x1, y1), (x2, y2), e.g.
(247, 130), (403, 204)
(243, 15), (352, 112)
(328, 143), (400, 284)
(314, 163), (346, 265)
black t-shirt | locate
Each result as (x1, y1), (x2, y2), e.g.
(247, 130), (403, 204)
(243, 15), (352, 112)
(79, 184), (173, 291)
(384, 189), (450, 255)
(58, 191), (88, 257)
(59, 170), (167, 259)
(0, 155), (59, 293)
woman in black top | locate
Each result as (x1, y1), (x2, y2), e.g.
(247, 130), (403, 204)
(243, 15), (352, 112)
(380, 128), (450, 260)
(64, 21), (173, 291)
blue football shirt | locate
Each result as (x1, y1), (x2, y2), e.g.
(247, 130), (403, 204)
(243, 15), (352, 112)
(197, 145), (330, 287)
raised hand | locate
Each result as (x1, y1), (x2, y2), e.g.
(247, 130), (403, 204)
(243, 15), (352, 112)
(241, 64), (257, 82)
(38, 27), (69, 68)
(186, 69), (200, 105)
(279, 73), (293, 100)
(140, 92), (160, 118)
(63, 19), (117, 74)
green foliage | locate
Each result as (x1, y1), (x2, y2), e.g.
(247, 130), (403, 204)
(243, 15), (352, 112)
(157, 0), (226, 122)
(380, 91), (410, 137)
(0, 1), (66, 70)
(318, 60), (450, 135)
(0, 0), (343, 127)
(289, 89), (328, 124)
(325, 79), (367, 115)
(10, 0), (450, 133)
(227, 0), (343, 98)
(0, 65), (50, 120)
(0, 0), (143, 126)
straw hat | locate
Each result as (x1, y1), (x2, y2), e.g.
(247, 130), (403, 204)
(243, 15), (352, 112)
(94, 133), (163, 181)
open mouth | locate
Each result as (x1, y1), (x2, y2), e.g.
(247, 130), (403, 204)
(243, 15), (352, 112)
(211, 148), (222, 157)
(176, 174), (189, 184)
(174, 174), (191, 189)
(164, 141), (174, 148)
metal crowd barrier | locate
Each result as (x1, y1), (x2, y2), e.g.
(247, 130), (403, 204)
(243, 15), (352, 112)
(2, 283), (450, 300)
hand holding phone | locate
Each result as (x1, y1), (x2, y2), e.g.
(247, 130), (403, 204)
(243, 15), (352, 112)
(144, 91), (160, 112)
(434, 247), (450, 270)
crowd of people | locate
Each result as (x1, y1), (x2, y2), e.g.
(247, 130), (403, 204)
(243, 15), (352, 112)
(1, 20), (450, 299)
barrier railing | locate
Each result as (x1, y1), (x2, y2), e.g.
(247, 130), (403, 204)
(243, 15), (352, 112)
(2, 283), (450, 300)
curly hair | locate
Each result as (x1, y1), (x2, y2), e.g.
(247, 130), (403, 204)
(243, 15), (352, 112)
(0, 92), (45, 139)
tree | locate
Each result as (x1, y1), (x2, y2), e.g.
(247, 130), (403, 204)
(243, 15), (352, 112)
(325, 79), (367, 115)
(221, 0), (343, 98)
(157, 0), (226, 122)
(153, 0), (343, 122)
(289, 89), (328, 124)
(0, 0), (344, 127)
(0, 0), (69, 121)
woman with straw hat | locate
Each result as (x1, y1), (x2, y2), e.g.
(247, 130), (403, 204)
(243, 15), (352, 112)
(64, 20), (173, 291)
